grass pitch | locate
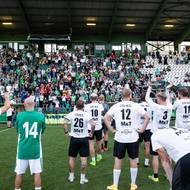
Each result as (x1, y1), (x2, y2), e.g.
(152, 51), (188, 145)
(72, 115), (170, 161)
(0, 126), (169, 190)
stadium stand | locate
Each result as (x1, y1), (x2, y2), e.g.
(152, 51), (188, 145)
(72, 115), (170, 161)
(0, 0), (190, 190)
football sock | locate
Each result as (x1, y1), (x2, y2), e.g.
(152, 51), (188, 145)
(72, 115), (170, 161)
(145, 158), (149, 166)
(154, 173), (158, 178)
(69, 172), (74, 178)
(80, 173), (85, 180)
(92, 157), (96, 162)
(35, 187), (41, 190)
(113, 169), (121, 186)
(130, 168), (138, 184)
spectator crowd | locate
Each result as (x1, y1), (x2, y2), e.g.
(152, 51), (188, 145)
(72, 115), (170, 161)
(0, 45), (189, 114)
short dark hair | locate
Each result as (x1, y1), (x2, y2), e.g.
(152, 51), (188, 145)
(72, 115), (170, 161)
(76, 99), (84, 110)
(178, 87), (189, 97)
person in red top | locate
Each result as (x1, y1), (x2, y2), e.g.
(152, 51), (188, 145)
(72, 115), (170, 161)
(66, 93), (71, 103)
(111, 50), (116, 60)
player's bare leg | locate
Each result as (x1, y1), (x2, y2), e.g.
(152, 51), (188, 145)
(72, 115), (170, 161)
(15, 174), (22, 190)
(144, 142), (150, 167)
(129, 158), (138, 190)
(34, 173), (42, 190)
(68, 157), (75, 182)
(80, 157), (88, 184)
(107, 158), (122, 190)
(149, 155), (159, 182)
(89, 140), (96, 166)
(96, 140), (103, 162)
(153, 155), (159, 178)
(7, 121), (11, 128)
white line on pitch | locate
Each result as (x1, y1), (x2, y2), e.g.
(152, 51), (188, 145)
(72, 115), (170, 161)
(0, 128), (11, 133)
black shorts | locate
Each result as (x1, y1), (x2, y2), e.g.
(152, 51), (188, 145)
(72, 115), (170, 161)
(89, 129), (103, 141)
(113, 140), (139, 159)
(69, 137), (89, 158)
(172, 153), (190, 190)
(150, 133), (158, 156)
(139, 130), (151, 143)
(7, 116), (12, 122)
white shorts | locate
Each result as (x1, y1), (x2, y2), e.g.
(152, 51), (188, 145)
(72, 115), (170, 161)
(15, 158), (43, 175)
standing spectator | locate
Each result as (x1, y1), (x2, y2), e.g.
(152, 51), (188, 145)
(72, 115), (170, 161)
(6, 100), (15, 128)
(0, 92), (10, 114)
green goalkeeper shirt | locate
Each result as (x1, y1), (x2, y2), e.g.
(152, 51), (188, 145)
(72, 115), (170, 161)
(16, 111), (46, 160)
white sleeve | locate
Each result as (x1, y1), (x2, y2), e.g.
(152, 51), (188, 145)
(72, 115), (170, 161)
(0, 108), (1, 115)
(65, 113), (72, 122)
(83, 105), (88, 112)
(107, 105), (116, 118)
(86, 113), (93, 123)
(145, 86), (156, 107)
(136, 104), (146, 115)
(166, 88), (172, 105)
(151, 133), (163, 152)
(147, 107), (153, 118)
(84, 105), (90, 113)
(173, 100), (179, 110)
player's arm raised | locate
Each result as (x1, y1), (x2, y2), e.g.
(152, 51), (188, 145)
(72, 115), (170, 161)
(103, 113), (116, 134)
(145, 84), (155, 106)
(1, 92), (11, 114)
(166, 83), (173, 104)
(156, 148), (173, 187)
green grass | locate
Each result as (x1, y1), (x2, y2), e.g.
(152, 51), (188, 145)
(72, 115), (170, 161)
(0, 126), (169, 190)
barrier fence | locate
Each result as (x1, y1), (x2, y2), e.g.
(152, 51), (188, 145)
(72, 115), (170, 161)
(0, 103), (176, 125)
(0, 112), (176, 125)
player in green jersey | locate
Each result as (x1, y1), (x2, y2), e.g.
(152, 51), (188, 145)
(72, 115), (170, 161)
(14, 96), (46, 190)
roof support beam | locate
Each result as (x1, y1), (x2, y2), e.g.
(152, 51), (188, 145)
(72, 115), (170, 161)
(175, 23), (190, 44)
(67, 0), (72, 35)
(16, 0), (31, 34)
(145, 0), (168, 40)
(146, 41), (172, 51)
(108, 0), (119, 42)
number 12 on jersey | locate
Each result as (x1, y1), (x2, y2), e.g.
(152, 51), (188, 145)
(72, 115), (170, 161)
(121, 109), (131, 120)
(23, 122), (38, 138)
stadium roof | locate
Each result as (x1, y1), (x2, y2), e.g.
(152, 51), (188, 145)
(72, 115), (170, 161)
(0, 0), (190, 42)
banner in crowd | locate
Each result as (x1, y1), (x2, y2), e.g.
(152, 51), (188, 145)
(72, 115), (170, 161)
(45, 114), (66, 125)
